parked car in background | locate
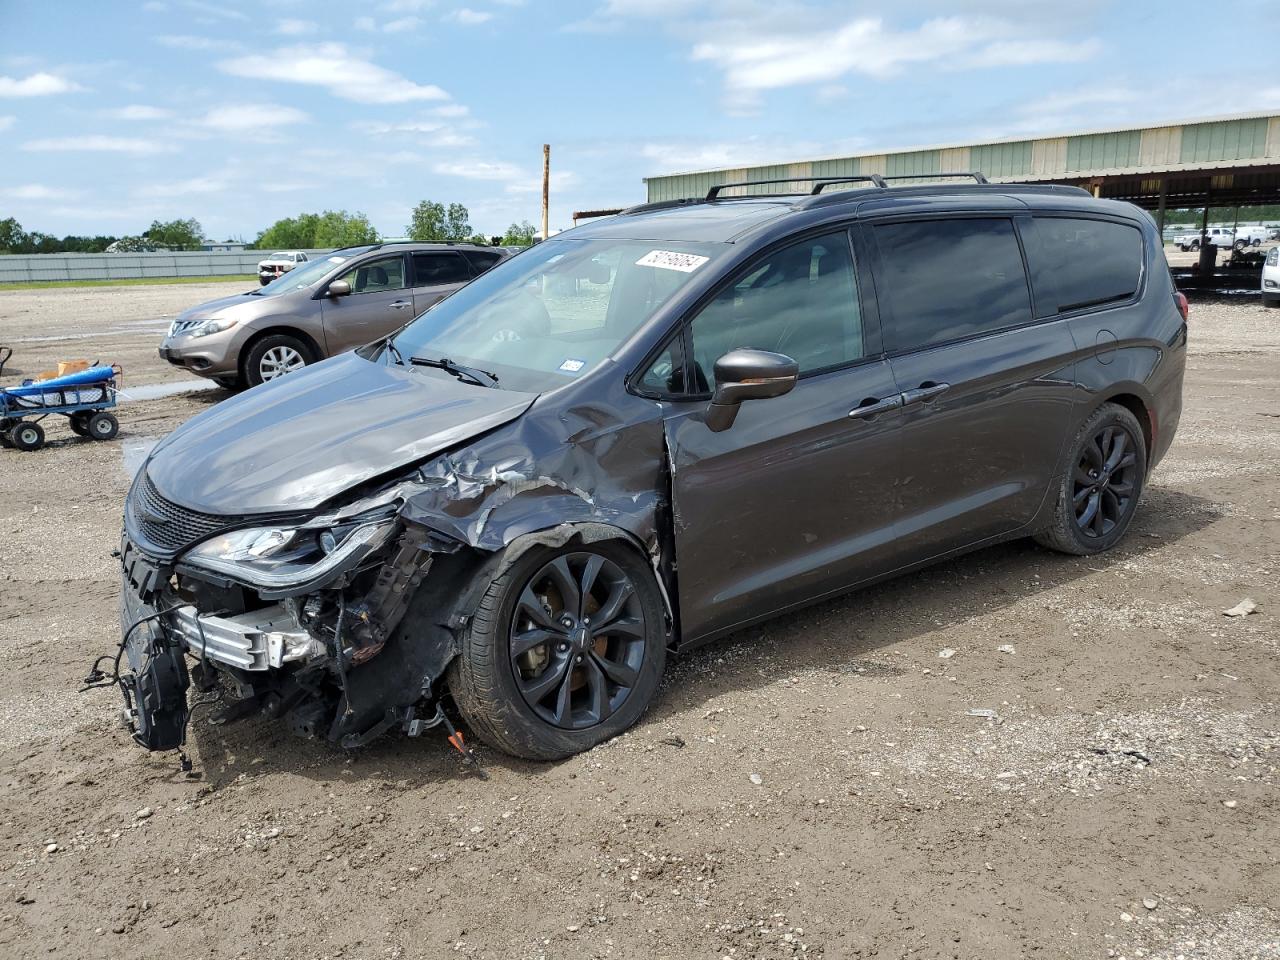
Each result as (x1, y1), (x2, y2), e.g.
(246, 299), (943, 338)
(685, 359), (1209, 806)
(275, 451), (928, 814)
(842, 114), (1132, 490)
(257, 250), (309, 285)
(120, 179), (1186, 763)
(160, 242), (511, 388)
(1263, 246), (1280, 307)
(1174, 227), (1236, 251)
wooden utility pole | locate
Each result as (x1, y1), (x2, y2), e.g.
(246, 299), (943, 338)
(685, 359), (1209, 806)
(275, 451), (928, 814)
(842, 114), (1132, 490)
(541, 144), (551, 241)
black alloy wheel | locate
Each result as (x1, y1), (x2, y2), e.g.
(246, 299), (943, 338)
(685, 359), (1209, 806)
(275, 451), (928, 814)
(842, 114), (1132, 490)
(509, 552), (647, 730)
(1073, 423), (1139, 539)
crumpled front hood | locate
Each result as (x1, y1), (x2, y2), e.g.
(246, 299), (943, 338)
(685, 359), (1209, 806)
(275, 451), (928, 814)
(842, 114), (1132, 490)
(177, 291), (260, 321)
(146, 352), (537, 515)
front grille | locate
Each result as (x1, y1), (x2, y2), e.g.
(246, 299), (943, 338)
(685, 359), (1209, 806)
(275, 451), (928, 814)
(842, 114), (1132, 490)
(130, 473), (229, 553)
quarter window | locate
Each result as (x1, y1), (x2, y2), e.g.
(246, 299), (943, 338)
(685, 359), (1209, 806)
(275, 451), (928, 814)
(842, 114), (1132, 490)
(338, 254), (406, 294)
(1034, 217), (1143, 312)
(413, 252), (471, 286)
(687, 231), (863, 384)
(875, 218), (1032, 353)
(463, 250), (504, 273)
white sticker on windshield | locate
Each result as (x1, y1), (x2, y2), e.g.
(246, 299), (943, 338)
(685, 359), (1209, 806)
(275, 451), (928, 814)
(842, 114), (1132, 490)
(327, 256), (348, 264)
(558, 358), (586, 374)
(636, 250), (709, 273)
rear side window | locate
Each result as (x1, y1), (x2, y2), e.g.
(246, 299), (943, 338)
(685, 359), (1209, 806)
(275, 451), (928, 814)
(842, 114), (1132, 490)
(874, 218), (1032, 353)
(463, 250), (504, 273)
(413, 252), (470, 286)
(1035, 217), (1143, 312)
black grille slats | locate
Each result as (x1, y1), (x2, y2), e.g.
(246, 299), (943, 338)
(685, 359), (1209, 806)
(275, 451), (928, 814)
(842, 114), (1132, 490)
(130, 473), (229, 553)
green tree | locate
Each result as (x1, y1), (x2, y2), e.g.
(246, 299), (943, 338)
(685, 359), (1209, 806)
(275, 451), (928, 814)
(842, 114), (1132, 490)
(444, 202), (471, 241)
(501, 220), (537, 246)
(0, 217), (27, 253)
(255, 210), (378, 249)
(145, 217), (205, 250)
(406, 200), (446, 241)
(407, 200), (473, 241)
(110, 235), (153, 252)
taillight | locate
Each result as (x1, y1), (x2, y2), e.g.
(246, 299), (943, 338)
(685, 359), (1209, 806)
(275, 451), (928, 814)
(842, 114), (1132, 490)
(1175, 291), (1189, 321)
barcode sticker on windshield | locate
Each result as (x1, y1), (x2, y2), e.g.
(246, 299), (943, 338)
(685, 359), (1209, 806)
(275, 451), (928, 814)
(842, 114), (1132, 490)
(636, 250), (709, 273)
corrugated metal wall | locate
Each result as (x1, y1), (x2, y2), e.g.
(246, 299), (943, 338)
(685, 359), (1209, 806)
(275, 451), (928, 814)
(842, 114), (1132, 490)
(644, 115), (1280, 201)
(0, 249), (330, 284)
(1179, 117), (1269, 163)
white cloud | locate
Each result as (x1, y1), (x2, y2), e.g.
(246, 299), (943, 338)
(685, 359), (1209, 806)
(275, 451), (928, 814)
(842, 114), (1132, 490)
(384, 15), (423, 32)
(431, 103), (470, 118)
(135, 175), (229, 198)
(2, 183), (78, 201)
(0, 115), (13, 131)
(181, 0), (249, 22)
(275, 18), (317, 35)
(433, 160), (524, 180)
(447, 8), (494, 24)
(576, 6), (1103, 110)
(195, 104), (310, 131)
(218, 43), (450, 104)
(356, 115), (475, 146)
(0, 72), (84, 97)
(640, 137), (828, 172)
(21, 135), (175, 154)
(105, 104), (174, 120)
(156, 34), (241, 51)
(355, 16), (377, 31)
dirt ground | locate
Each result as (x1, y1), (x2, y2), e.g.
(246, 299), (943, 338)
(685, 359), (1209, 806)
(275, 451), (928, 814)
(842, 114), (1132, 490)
(0, 281), (1276, 960)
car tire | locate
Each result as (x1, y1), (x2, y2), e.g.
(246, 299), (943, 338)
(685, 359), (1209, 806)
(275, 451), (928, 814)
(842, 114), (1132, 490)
(87, 412), (119, 441)
(243, 333), (314, 388)
(1263, 296), (1280, 309)
(447, 540), (668, 761)
(1035, 402), (1147, 556)
(213, 374), (245, 390)
(258, 276), (271, 286)
(1234, 240), (1246, 251)
(9, 421), (45, 452)
(1190, 240), (1200, 251)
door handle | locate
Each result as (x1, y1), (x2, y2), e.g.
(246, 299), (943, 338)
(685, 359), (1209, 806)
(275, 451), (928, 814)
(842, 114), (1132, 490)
(849, 395), (903, 419)
(900, 381), (950, 407)
(390, 300), (413, 310)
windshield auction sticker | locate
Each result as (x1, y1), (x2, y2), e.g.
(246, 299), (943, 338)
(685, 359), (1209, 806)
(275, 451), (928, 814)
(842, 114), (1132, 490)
(636, 250), (710, 273)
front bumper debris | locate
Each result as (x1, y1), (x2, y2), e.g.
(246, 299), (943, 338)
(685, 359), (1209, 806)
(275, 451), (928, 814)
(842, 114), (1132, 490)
(170, 603), (323, 671)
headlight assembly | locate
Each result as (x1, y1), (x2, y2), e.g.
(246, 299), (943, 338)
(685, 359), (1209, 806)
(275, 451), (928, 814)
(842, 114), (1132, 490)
(182, 517), (397, 590)
(187, 317), (237, 338)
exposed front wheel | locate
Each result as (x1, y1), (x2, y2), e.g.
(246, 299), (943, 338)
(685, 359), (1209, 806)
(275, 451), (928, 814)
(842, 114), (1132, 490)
(1035, 402), (1146, 556)
(243, 334), (312, 387)
(448, 540), (668, 760)
(1190, 240), (1200, 251)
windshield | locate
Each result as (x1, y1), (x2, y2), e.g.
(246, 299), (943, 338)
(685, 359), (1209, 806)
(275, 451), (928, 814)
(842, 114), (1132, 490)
(390, 238), (724, 392)
(255, 254), (348, 296)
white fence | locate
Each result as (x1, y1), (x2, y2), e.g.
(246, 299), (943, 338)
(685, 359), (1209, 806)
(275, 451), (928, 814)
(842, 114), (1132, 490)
(0, 249), (331, 284)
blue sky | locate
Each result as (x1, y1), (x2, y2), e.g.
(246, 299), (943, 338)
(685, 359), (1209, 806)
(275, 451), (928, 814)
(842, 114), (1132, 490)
(1, 0), (1276, 240)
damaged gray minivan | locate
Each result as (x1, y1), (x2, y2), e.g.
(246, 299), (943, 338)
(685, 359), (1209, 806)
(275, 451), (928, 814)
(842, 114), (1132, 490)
(106, 175), (1186, 762)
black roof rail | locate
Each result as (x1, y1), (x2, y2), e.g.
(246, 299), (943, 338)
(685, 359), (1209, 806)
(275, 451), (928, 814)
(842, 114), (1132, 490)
(881, 171), (989, 185)
(620, 197), (705, 216)
(705, 176), (889, 200)
(810, 175), (888, 194)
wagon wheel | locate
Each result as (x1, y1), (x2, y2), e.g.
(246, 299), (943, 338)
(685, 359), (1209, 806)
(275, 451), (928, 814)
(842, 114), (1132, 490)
(87, 412), (119, 441)
(69, 412), (91, 436)
(10, 421), (45, 452)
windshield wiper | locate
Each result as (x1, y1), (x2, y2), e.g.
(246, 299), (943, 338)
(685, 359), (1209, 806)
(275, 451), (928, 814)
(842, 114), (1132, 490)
(384, 338), (406, 366)
(409, 355), (499, 388)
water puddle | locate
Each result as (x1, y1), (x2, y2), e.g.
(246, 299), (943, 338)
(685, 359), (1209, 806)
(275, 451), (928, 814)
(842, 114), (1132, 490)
(120, 437), (158, 479)
(119, 379), (219, 402)
(12, 325), (170, 344)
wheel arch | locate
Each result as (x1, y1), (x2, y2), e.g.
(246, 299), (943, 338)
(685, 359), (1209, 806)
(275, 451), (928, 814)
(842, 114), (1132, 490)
(1098, 391), (1154, 464)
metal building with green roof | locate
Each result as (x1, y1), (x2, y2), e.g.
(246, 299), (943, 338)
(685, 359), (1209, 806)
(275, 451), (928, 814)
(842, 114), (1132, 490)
(642, 111), (1280, 231)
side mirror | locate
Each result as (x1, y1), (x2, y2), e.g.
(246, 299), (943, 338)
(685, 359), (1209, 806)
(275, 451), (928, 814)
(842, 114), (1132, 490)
(328, 279), (352, 298)
(705, 348), (798, 432)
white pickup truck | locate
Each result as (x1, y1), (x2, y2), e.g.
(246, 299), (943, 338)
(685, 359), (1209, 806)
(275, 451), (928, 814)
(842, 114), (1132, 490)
(256, 250), (309, 286)
(1173, 228), (1237, 252)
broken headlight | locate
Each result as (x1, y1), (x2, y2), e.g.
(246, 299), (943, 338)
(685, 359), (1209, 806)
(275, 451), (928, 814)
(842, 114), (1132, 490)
(182, 517), (397, 589)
